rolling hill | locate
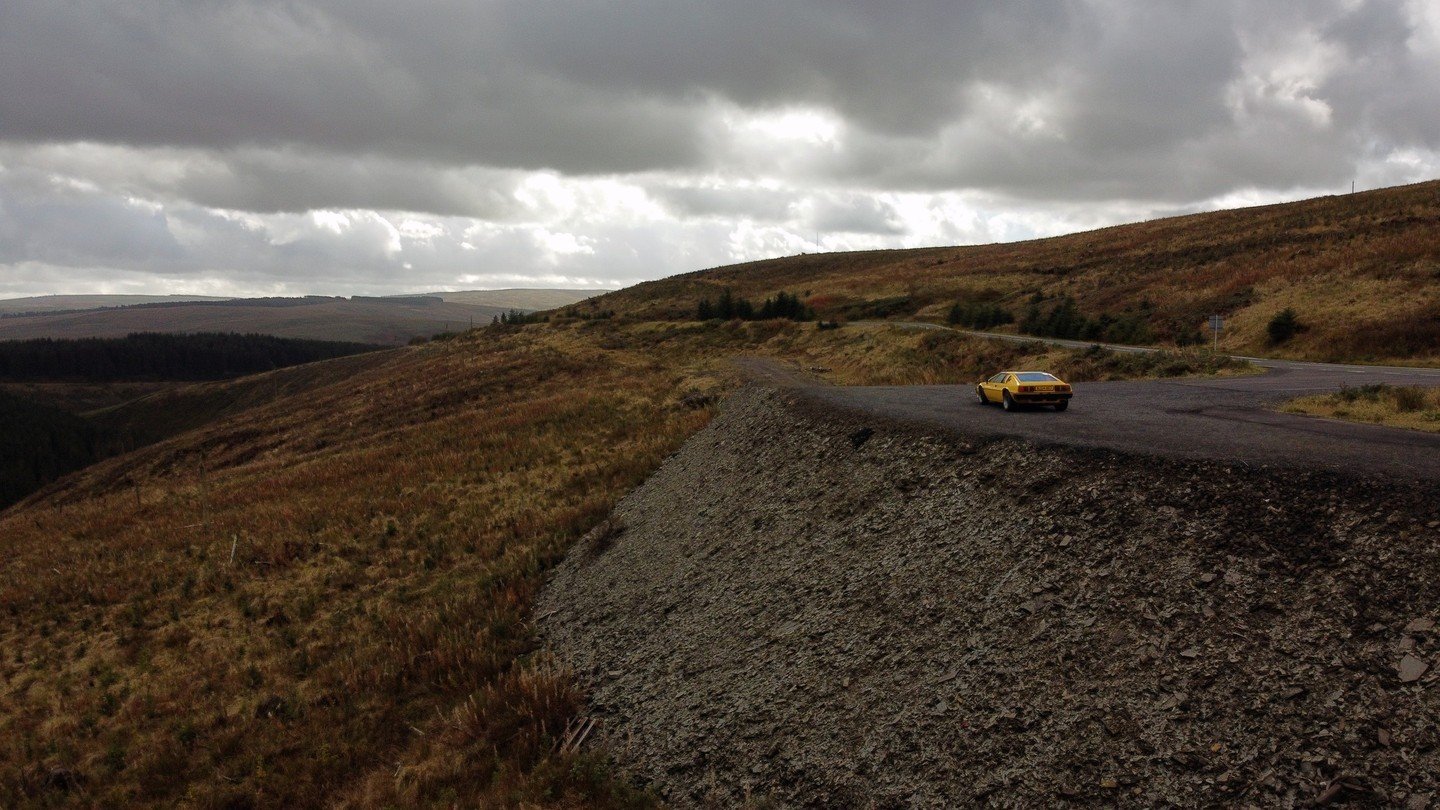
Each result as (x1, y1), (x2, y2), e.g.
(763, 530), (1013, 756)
(1, 314), (1184, 806)
(581, 179), (1440, 363)
(417, 288), (610, 310)
(0, 295), (233, 314)
(0, 290), (607, 345)
(4, 180), (1440, 806)
(0, 297), (508, 346)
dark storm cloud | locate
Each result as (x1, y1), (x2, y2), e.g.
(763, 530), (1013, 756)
(4, 1), (1437, 194)
(492, 1), (1071, 136)
(0, 2), (706, 173)
(1, 0), (1439, 295)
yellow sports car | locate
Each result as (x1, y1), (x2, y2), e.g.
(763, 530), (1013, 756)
(976, 371), (1073, 411)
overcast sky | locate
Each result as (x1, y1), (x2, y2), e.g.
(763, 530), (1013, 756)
(2, 1), (1438, 298)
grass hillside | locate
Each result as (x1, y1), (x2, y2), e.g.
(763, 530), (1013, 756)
(582, 180), (1440, 363)
(0, 390), (101, 509)
(8, 182), (1427, 805)
(0, 335), (392, 511)
(1, 323), (712, 807)
(0, 317), (1243, 806)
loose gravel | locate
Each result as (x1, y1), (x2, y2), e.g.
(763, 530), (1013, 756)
(537, 386), (1440, 808)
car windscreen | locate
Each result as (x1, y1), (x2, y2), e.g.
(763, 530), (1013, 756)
(1015, 372), (1059, 382)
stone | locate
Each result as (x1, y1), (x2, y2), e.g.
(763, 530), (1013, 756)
(1398, 655), (1429, 683)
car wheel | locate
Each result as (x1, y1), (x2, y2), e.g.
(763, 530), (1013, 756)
(976, 386), (988, 405)
(1002, 391), (1017, 412)
(1054, 400), (1068, 412)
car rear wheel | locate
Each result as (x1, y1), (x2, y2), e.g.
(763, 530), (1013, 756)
(976, 386), (988, 404)
(1054, 400), (1068, 412)
(1002, 391), (1017, 412)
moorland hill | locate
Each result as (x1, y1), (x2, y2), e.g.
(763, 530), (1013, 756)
(584, 179), (1440, 363)
(0, 290), (606, 346)
(5, 181), (1439, 806)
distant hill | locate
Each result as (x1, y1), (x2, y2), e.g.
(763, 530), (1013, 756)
(0, 289), (606, 345)
(0, 332), (384, 382)
(417, 288), (609, 310)
(583, 179), (1440, 363)
(0, 294), (231, 314)
(0, 333), (391, 509)
(0, 296), (507, 345)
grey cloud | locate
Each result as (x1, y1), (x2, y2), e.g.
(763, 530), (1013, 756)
(808, 195), (905, 236)
(0, 167), (728, 296)
(175, 152), (525, 218)
(2, 0), (1440, 296)
(0, 143), (527, 218)
(494, 1), (1071, 136)
(0, 169), (185, 267)
(0, 2), (707, 174)
(650, 184), (796, 221)
(4, 0), (1438, 199)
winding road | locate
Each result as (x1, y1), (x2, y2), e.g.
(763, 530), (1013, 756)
(794, 329), (1440, 481)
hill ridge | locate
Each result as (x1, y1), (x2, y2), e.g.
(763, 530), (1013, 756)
(582, 179), (1440, 364)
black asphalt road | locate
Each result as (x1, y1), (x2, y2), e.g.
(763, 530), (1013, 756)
(798, 332), (1440, 481)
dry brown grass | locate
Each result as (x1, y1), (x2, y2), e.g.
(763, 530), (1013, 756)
(0, 324), (717, 808)
(0, 319), (1255, 807)
(1283, 384), (1440, 433)
(581, 180), (1440, 363)
(730, 322), (1252, 386)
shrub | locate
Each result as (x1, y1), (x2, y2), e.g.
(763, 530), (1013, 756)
(757, 291), (811, 321)
(1018, 296), (1152, 344)
(947, 301), (1013, 330)
(1334, 383), (1388, 403)
(1391, 386), (1428, 413)
(837, 296), (913, 320)
(1267, 308), (1301, 345)
(492, 309), (544, 326)
(697, 290), (809, 322)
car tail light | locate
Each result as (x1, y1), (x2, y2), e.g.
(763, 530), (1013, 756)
(1020, 385), (1034, 392)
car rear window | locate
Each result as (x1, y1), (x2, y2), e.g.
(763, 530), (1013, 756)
(1015, 372), (1059, 382)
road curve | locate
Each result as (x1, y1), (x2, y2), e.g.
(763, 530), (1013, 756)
(792, 333), (1440, 481)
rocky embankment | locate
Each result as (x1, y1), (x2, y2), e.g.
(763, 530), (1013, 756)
(536, 386), (1440, 807)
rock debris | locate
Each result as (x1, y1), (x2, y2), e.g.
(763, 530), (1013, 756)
(538, 387), (1440, 807)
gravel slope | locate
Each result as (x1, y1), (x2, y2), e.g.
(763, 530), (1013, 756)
(538, 387), (1440, 808)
